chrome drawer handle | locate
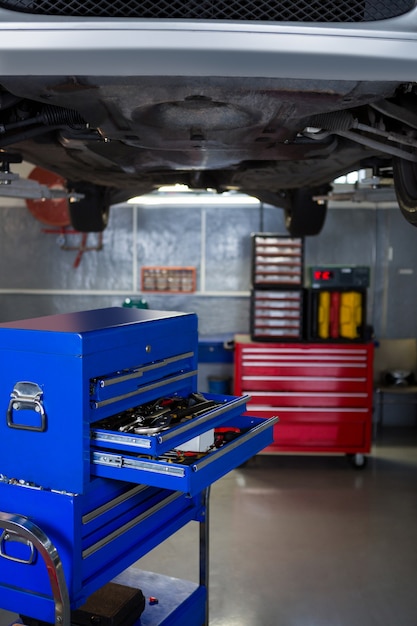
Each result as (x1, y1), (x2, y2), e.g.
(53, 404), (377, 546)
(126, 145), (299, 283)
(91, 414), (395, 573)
(0, 531), (36, 564)
(0, 512), (70, 626)
(96, 352), (195, 388)
(6, 381), (47, 432)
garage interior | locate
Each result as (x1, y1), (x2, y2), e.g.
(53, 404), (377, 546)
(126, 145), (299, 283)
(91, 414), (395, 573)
(0, 179), (417, 625)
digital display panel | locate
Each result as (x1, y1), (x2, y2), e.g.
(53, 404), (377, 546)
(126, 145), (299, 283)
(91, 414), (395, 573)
(311, 266), (370, 288)
(313, 269), (334, 281)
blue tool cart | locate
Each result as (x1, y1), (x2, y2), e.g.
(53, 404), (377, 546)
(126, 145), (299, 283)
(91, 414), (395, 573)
(0, 308), (276, 625)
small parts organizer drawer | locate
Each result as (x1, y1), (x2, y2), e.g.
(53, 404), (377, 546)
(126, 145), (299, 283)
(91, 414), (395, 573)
(0, 479), (201, 622)
(252, 234), (303, 287)
(91, 393), (277, 495)
(251, 290), (304, 340)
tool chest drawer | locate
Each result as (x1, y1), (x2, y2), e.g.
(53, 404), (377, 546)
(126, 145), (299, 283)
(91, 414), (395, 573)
(243, 406), (368, 449)
(91, 415), (277, 495)
(272, 420), (367, 449)
(238, 344), (370, 379)
(91, 392), (249, 456)
(89, 349), (197, 417)
(0, 478), (201, 622)
(244, 390), (369, 408)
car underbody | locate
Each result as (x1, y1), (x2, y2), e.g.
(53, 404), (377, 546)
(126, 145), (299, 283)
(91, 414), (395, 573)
(1, 6), (417, 233)
(1, 74), (417, 233)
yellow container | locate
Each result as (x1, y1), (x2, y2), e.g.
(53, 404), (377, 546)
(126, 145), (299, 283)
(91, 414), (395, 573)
(318, 291), (331, 339)
(339, 291), (363, 339)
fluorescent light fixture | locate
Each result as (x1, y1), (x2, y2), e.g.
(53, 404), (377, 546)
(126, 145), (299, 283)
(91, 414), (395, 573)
(333, 169), (367, 185)
(127, 185), (260, 206)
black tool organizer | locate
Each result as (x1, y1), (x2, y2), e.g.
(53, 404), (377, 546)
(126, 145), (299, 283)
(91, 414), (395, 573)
(250, 233), (305, 341)
(306, 266), (370, 342)
(250, 239), (370, 344)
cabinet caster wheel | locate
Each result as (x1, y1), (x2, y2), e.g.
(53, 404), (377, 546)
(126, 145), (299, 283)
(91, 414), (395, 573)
(346, 453), (367, 469)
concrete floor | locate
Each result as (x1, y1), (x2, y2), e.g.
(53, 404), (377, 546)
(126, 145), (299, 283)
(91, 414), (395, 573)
(1, 427), (417, 626)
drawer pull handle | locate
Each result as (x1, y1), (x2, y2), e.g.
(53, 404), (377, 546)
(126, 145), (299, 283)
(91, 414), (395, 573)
(92, 370), (197, 409)
(97, 352), (195, 388)
(0, 512), (70, 626)
(6, 381), (47, 432)
(0, 531), (36, 564)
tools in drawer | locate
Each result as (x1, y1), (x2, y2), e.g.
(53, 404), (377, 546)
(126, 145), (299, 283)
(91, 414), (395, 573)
(91, 392), (250, 456)
(92, 415), (277, 495)
(90, 392), (279, 495)
(93, 393), (221, 436)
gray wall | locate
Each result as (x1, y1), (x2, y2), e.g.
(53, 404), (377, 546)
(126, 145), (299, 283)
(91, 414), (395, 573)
(1, 194), (416, 343)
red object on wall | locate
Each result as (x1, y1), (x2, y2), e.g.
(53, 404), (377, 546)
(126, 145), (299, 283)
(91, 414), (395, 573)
(25, 167), (70, 227)
(233, 336), (374, 459)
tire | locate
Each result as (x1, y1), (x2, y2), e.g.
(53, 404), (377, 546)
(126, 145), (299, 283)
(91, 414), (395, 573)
(392, 157), (417, 227)
(68, 182), (110, 232)
(285, 187), (329, 237)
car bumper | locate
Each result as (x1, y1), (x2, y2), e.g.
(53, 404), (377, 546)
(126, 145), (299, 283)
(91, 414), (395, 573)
(1, 11), (417, 80)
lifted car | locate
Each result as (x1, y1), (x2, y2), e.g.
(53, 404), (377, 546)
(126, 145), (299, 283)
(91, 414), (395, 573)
(1, 1), (417, 233)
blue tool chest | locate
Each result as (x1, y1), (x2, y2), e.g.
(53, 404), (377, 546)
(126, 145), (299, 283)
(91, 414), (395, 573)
(0, 307), (276, 623)
(0, 307), (199, 494)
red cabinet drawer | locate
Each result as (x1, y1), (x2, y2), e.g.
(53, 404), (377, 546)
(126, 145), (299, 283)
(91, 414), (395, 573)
(271, 421), (367, 449)
(241, 364), (368, 379)
(239, 345), (368, 357)
(240, 376), (368, 393)
(241, 390), (370, 408)
(243, 406), (369, 423)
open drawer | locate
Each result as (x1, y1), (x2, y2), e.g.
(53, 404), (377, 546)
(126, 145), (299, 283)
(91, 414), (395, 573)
(91, 393), (250, 456)
(91, 415), (278, 496)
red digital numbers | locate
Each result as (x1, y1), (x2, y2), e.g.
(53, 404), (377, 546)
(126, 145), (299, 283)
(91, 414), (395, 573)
(314, 269), (333, 281)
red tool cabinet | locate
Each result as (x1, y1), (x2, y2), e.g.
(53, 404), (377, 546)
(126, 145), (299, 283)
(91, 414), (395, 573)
(234, 336), (374, 466)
